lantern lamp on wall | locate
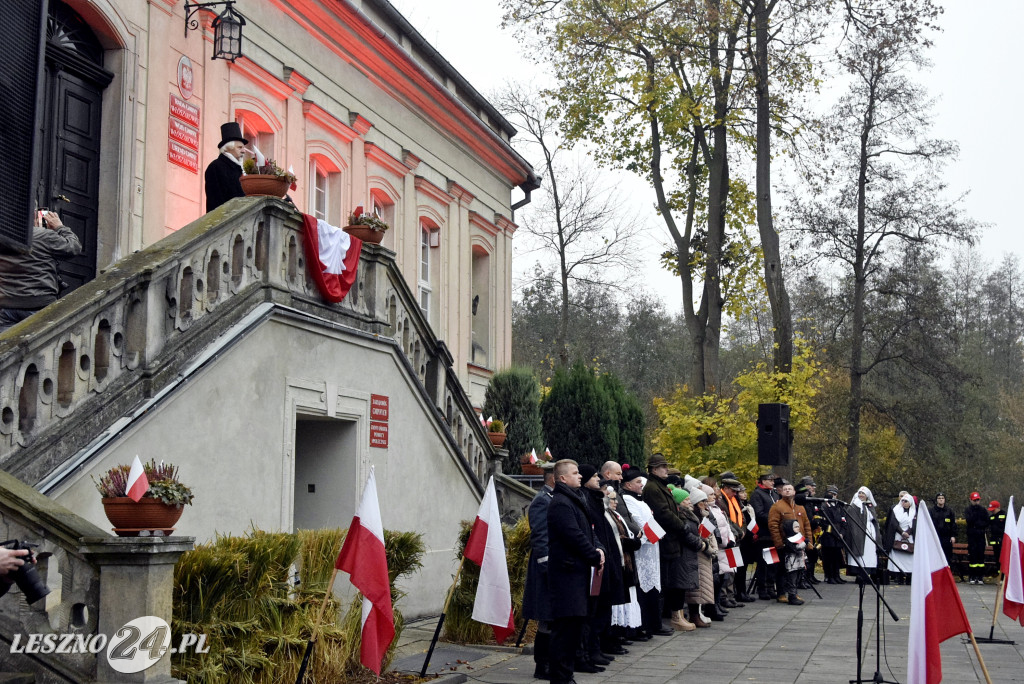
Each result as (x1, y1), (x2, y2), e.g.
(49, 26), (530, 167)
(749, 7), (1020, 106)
(184, 1), (246, 62)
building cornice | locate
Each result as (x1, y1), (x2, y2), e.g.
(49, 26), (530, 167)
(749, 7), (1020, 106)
(469, 211), (500, 238)
(365, 143), (408, 179)
(264, 0), (535, 187)
(283, 66), (312, 95)
(302, 101), (360, 144)
(415, 177), (454, 206)
(495, 215), (518, 236)
(447, 182), (475, 205)
(230, 56), (294, 100)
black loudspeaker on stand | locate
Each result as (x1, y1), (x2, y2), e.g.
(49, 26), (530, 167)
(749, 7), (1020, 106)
(757, 403), (793, 466)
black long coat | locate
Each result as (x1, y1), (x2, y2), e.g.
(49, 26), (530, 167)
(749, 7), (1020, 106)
(751, 485), (780, 546)
(547, 482), (604, 618)
(643, 474), (702, 591)
(581, 486), (626, 606)
(523, 485), (554, 622)
(965, 502), (989, 556)
(204, 153), (245, 212)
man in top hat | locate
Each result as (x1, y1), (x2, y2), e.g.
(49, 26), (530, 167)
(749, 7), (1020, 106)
(965, 491), (989, 584)
(523, 460), (556, 680)
(205, 122), (251, 212)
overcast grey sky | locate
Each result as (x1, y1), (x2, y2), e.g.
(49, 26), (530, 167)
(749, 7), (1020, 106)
(390, 0), (1024, 305)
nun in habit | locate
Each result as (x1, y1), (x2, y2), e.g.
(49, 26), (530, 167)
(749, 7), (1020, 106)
(845, 486), (881, 581)
(884, 493), (917, 585)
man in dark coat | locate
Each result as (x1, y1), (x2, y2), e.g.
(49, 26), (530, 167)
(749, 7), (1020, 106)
(523, 462), (556, 680)
(820, 485), (848, 584)
(204, 122), (249, 212)
(642, 453), (706, 631)
(751, 472), (780, 599)
(965, 492), (989, 584)
(547, 460), (604, 684)
(578, 464), (623, 666)
(795, 476), (822, 587)
(989, 500), (1007, 564)
(930, 493), (957, 567)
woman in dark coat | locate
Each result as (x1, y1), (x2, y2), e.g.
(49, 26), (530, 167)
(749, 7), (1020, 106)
(642, 454), (706, 631)
(578, 465), (624, 663)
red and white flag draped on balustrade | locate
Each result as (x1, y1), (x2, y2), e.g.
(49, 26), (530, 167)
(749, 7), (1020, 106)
(907, 502), (973, 684)
(126, 455), (149, 502)
(463, 477), (515, 644)
(334, 467), (394, 675)
(724, 547), (743, 569)
(1002, 497), (1024, 623)
(747, 518), (759, 536)
(762, 547), (780, 565)
(301, 214), (362, 303)
(699, 517), (715, 539)
(642, 518), (666, 544)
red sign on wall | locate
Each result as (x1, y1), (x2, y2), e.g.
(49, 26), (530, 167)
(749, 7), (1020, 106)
(370, 394), (389, 422)
(370, 421), (389, 449)
(168, 140), (199, 173)
(169, 95), (200, 128)
(168, 118), (199, 151)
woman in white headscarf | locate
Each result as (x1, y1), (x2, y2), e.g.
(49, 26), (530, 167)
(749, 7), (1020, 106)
(846, 486), (881, 581)
(884, 493), (917, 584)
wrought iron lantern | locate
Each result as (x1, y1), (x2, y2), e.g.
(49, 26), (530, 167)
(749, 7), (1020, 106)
(184, 1), (246, 62)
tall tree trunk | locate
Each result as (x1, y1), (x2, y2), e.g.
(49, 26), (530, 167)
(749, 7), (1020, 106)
(754, 0), (793, 374)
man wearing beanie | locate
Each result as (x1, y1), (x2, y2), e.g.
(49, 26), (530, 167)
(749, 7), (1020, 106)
(546, 459), (604, 684)
(929, 493), (957, 567)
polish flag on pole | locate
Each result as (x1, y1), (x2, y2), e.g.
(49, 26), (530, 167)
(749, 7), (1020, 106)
(463, 477), (515, 644)
(642, 518), (666, 544)
(301, 214), (362, 303)
(699, 517), (715, 539)
(529, 449), (538, 464)
(126, 456), (149, 502)
(334, 467), (394, 675)
(907, 502), (972, 684)
(747, 518), (759, 535)
(544, 447), (552, 460)
(1002, 497), (1023, 623)
(762, 547), (780, 565)
(725, 547), (743, 569)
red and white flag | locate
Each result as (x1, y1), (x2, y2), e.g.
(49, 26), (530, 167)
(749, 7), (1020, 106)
(1002, 497), (1023, 623)
(544, 447), (552, 460)
(699, 517), (715, 539)
(334, 467), (394, 675)
(528, 449), (538, 464)
(463, 477), (515, 644)
(642, 518), (666, 544)
(747, 518), (759, 535)
(725, 547), (743, 569)
(301, 214), (362, 303)
(126, 456), (149, 502)
(787, 532), (805, 545)
(762, 547), (780, 565)
(908, 502), (972, 684)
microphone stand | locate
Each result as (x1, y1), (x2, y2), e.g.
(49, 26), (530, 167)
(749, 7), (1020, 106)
(824, 500), (900, 684)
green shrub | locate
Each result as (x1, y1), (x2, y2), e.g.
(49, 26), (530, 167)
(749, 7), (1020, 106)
(172, 527), (424, 683)
(483, 366), (544, 474)
(541, 362), (618, 467)
(601, 373), (647, 469)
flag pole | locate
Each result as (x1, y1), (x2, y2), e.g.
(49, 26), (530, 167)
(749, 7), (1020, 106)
(295, 567), (341, 684)
(974, 574), (1015, 645)
(419, 557), (466, 678)
(966, 631), (994, 684)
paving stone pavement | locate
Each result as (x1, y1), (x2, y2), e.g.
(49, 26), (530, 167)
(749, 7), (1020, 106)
(392, 580), (1024, 683)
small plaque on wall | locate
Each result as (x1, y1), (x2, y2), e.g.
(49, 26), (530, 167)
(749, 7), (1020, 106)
(370, 421), (389, 448)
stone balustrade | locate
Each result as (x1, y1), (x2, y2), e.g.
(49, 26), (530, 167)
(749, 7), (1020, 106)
(0, 197), (492, 489)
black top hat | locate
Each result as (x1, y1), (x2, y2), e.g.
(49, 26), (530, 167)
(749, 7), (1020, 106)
(218, 122), (248, 149)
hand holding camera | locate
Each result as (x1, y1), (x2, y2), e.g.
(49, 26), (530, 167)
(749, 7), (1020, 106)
(0, 540), (50, 603)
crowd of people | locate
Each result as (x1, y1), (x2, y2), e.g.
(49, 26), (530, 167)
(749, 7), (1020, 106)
(520, 456), (1008, 684)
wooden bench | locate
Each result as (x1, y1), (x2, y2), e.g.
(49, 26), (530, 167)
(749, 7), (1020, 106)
(951, 542), (998, 580)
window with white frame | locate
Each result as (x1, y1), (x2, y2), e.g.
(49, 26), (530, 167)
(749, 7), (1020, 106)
(311, 162), (328, 221)
(419, 223), (433, 318)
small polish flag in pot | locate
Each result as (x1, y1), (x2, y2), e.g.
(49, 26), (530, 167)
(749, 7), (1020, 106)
(126, 456), (149, 502)
(762, 547), (780, 565)
(699, 517), (715, 539)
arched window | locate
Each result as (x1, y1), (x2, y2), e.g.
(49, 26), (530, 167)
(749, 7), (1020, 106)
(419, 217), (440, 320)
(235, 110), (275, 159)
(471, 244), (491, 367)
(308, 154), (342, 224)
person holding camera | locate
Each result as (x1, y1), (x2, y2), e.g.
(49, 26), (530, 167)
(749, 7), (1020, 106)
(0, 547), (32, 597)
(0, 210), (82, 333)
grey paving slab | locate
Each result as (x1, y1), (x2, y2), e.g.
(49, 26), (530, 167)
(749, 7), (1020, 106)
(392, 579), (1024, 683)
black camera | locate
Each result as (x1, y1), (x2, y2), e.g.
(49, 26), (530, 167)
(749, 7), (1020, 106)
(0, 540), (51, 604)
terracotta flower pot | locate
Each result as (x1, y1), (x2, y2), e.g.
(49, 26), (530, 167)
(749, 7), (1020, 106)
(487, 431), (506, 447)
(521, 463), (543, 476)
(101, 497), (185, 537)
(343, 225), (386, 244)
(240, 175), (290, 198)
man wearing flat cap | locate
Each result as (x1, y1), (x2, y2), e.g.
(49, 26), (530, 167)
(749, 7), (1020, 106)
(205, 121), (251, 212)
